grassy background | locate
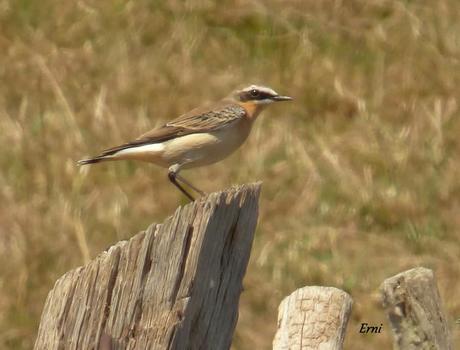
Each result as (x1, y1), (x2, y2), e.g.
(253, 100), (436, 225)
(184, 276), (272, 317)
(1, 0), (460, 348)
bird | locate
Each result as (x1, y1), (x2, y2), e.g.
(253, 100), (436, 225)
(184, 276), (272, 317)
(78, 84), (292, 201)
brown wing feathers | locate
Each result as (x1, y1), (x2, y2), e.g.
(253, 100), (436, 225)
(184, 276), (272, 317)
(167, 103), (245, 130)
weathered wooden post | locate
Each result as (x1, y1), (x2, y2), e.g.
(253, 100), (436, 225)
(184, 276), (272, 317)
(273, 286), (353, 350)
(380, 267), (452, 350)
(34, 183), (261, 350)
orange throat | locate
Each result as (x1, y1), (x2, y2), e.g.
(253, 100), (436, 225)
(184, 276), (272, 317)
(240, 101), (268, 121)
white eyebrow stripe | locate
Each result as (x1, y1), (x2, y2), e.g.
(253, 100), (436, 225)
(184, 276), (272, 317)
(242, 85), (278, 96)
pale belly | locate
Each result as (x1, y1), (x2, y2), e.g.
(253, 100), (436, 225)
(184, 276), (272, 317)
(161, 125), (251, 168)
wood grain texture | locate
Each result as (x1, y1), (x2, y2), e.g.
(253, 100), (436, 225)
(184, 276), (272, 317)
(380, 267), (452, 350)
(34, 183), (261, 350)
(273, 286), (353, 350)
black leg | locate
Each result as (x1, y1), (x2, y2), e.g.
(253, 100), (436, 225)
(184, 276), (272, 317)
(176, 173), (206, 196)
(168, 170), (195, 201)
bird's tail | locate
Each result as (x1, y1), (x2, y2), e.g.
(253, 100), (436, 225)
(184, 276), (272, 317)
(77, 155), (112, 166)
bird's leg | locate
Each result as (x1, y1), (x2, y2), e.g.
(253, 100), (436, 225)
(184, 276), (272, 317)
(175, 173), (206, 197)
(168, 166), (195, 201)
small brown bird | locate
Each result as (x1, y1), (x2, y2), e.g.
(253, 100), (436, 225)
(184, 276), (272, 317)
(78, 84), (292, 200)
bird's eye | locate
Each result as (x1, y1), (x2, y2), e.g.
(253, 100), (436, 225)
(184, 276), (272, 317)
(250, 89), (259, 97)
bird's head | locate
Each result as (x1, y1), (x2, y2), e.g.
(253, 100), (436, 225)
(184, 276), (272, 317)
(233, 85), (292, 105)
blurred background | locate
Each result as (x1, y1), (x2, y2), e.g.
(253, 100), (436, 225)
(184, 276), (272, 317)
(1, 0), (460, 348)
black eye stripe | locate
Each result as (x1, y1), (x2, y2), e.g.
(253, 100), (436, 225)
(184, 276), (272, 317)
(240, 90), (274, 101)
(257, 92), (274, 100)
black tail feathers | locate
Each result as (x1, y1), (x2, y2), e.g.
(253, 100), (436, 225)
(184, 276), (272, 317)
(77, 156), (108, 166)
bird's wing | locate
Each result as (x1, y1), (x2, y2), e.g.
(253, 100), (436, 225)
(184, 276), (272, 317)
(164, 100), (246, 131)
(99, 101), (246, 156)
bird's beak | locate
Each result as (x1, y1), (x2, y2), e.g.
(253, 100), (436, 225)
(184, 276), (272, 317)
(272, 95), (293, 101)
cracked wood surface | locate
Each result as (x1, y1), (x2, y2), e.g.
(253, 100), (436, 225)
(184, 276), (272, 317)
(34, 183), (261, 350)
(273, 286), (352, 350)
(380, 267), (452, 350)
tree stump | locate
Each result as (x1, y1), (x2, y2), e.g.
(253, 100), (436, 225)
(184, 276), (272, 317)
(34, 183), (261, 350)
(273, 286), (353, 350)
(380, 267), (452, 350)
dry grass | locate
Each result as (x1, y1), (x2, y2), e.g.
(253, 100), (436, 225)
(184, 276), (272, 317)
(1, 0), (460, 348)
